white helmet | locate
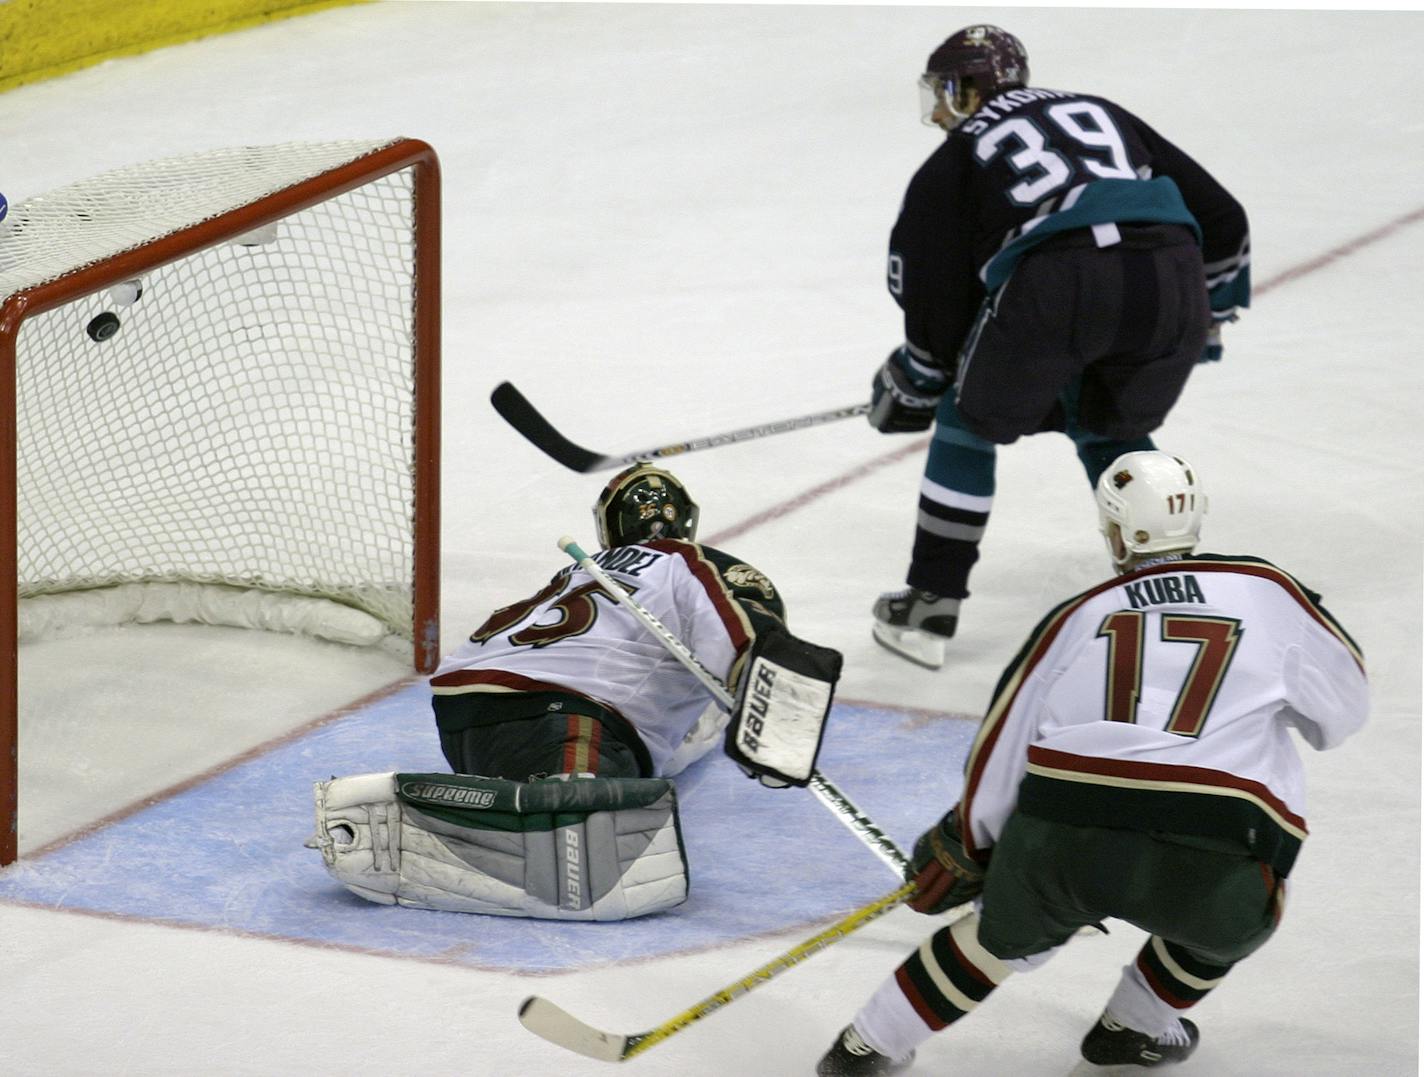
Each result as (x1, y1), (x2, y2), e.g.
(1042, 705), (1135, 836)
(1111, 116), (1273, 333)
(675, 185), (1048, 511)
(1095, 452), (1206, 571)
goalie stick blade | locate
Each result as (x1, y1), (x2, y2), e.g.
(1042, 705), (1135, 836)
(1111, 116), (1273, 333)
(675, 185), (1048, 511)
(490, 381), (606, 472)
(518, 996), (637, 1063)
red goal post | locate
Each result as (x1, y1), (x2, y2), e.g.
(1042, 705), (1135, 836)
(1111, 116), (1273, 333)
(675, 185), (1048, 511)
(0, 137), (442, 864)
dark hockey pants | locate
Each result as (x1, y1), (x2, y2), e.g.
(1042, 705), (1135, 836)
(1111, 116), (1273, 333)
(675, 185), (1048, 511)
(435, 691), (650, 781)
(978, 813), (1284, 965)
(906, 224), (1207, 598)
(892, 813), (1283, 1034)
(957, 223), (1210, 445)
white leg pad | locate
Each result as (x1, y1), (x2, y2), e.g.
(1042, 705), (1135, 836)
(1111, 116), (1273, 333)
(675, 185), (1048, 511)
(307, 772), (403, 903)
(307, 772), (689, 921)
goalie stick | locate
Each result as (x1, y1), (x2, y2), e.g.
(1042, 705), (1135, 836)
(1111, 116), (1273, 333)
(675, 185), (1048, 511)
(493, 381), (870, 473)
(519, 879), (944, 1063)
(559, 537), (909, 876)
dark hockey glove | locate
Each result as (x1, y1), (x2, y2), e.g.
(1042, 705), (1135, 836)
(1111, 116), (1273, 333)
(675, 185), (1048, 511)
(725, 624), (841, 788)
(868, 346), (948, 433)
(907, 806), (986, 915)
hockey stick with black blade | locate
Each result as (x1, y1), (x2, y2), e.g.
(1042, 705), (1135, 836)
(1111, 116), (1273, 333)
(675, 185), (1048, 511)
(559, 536), (909, 876)
(493, 381), (870, 473)
(518, 879), (929, 1062)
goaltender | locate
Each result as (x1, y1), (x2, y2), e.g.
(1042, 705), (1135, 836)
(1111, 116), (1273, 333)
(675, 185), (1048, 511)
(307, 464), (840, 920)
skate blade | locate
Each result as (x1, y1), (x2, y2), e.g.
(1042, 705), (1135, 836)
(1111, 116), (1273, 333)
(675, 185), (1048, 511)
(871, 621), (946, 669)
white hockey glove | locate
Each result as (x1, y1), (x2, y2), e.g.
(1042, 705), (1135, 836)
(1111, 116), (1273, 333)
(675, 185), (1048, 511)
(1199, 325), (1224, 363)
(724, 624), (842, 788)
(1201, 310), (1238, 363)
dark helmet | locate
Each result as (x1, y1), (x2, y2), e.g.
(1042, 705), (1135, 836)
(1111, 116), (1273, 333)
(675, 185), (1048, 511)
(925, 24), (1029, 101)
(593, 463), (700, 548)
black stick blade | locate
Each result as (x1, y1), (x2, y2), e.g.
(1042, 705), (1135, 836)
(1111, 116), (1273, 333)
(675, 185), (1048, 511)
(490, 381), (605, 472)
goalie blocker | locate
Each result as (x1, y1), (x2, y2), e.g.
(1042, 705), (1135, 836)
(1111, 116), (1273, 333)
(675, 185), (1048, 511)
(725, 624), (842, 788)
(307, 771), (689, 921)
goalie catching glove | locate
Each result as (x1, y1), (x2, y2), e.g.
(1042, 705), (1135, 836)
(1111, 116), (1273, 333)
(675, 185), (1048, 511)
(724, 623), (842, 787)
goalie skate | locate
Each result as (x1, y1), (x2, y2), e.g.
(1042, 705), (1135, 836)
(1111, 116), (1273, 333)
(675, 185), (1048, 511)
(871, 589), (959, 670)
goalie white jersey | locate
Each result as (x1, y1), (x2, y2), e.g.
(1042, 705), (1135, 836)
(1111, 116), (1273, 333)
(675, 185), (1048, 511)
(430, 539), (784, 774)
(959, 554), (1367, 876)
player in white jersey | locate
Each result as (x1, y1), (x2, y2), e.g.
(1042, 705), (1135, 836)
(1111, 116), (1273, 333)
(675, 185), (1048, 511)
(428, 467), (786, 782)
(818, 452), (1367, 1075)
(307, 464), (840, 921)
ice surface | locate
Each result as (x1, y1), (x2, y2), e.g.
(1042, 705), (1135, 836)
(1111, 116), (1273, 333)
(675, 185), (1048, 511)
(1, 5), (1419, 1075)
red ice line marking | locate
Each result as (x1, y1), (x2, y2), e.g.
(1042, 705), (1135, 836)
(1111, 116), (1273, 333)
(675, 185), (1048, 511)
(1254, 204), (1424, 296)
(704, 437), (930, 547)
(0, 876), (897, 976)
(17, 674), (425, 860)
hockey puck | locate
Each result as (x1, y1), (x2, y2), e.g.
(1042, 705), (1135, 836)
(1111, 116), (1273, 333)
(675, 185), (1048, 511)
(86, 311), (121, 342)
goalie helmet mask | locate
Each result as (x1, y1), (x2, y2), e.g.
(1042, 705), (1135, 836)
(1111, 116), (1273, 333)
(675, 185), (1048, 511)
(594, 463), (700, 548)
(920, 24), (1029, 130)
(1095, 452), (1206, 572)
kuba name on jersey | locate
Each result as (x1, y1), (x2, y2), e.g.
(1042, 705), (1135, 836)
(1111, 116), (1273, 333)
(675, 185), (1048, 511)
(1121, 573), (1207, 610)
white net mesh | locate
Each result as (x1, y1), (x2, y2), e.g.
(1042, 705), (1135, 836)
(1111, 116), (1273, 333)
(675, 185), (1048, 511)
(2, 139), (424, 642)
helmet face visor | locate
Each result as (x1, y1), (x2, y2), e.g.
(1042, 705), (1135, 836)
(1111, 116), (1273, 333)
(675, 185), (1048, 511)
(918, 73), (952, 127)
(918, 72), (977, 131)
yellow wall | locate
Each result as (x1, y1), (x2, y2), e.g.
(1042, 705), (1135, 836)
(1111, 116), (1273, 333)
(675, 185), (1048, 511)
(0, 0), (369, 94)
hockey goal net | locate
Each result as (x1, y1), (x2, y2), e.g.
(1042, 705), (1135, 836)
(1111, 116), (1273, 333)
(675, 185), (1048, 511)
(0, 137), (441, 863)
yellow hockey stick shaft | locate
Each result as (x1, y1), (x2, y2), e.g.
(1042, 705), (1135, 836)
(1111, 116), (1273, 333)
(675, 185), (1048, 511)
(622, 880), (918, 1059)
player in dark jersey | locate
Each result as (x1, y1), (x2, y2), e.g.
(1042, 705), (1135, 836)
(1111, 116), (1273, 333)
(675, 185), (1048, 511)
(818, 452), (1366, 1075)
(868, 25), (1250, 670)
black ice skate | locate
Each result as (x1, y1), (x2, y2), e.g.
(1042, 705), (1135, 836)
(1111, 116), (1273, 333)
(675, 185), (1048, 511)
(817, 1024), (914, 1076)
(871, 588), (959, 669)
(1080, 1013), (1200, 1067)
